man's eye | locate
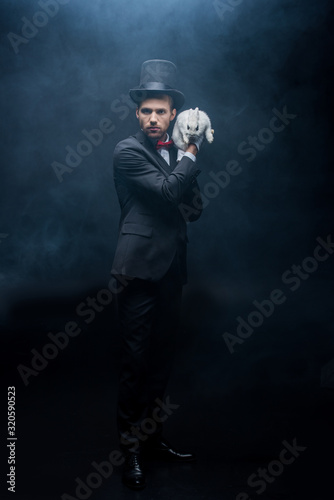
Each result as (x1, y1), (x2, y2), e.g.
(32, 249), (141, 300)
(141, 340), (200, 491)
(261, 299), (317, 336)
(158, 110), (166, 114)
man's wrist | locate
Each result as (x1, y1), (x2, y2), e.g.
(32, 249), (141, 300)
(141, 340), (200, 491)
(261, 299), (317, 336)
(186, 143), (198, 155)
(184, 151), (196, 162)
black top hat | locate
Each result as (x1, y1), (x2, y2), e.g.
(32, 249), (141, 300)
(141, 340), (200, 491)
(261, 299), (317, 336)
(129, 59), (185, 110)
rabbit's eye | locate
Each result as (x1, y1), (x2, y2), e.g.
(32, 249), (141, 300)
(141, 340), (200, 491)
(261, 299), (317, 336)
(187, 125), (190, 130)
(196, 126), (199, 131)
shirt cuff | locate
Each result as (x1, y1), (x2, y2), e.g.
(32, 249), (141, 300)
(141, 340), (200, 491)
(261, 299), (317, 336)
(183, 151), (196, 162)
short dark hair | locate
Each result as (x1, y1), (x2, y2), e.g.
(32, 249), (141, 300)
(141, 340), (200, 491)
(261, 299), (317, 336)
(138, 93), (174, 111)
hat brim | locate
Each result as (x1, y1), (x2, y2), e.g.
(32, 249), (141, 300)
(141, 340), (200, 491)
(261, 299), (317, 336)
(129, 87), (185, 110)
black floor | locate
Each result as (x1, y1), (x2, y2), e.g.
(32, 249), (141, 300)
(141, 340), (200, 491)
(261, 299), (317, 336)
(1, 278), (333, 500)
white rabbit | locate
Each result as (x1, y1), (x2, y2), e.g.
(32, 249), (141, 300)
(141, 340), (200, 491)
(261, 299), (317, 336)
(172, 107), (214, 151)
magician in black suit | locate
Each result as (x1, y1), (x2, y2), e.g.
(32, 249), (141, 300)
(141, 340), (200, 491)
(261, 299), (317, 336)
(111, 60), (204, 489)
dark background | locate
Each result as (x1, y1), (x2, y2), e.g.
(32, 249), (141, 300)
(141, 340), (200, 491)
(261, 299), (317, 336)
(1, 0), (333, 498)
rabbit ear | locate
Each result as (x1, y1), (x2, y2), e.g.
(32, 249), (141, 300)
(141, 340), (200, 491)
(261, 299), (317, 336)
(195, 107), (199, 116)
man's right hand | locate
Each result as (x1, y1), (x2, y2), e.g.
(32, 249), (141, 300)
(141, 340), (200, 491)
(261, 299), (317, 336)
(186, 143), (198, 156)
(188, 133), (204, 154)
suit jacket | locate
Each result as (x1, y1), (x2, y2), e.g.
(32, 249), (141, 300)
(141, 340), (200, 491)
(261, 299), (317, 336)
(111, 130), (203, 283)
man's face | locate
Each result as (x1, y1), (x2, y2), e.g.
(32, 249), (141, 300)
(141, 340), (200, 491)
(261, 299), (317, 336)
(136, 96), (176, 141)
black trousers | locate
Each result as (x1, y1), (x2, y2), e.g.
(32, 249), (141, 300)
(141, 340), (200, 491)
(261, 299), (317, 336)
(116, 257), (183, 453)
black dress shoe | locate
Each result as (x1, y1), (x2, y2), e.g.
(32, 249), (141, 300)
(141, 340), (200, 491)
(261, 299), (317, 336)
(122, 452), (146, 490)
(143, 438), (196, 462)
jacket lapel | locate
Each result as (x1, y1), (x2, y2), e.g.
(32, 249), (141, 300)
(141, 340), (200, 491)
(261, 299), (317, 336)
(134, 130), (173, 176)
(169, 146), (177, 169)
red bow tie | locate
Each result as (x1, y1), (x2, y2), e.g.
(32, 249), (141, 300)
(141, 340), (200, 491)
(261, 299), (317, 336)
(156, 139), (174, 150)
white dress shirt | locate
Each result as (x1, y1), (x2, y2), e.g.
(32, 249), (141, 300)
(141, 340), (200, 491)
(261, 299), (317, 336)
(157, 134), (196, 166)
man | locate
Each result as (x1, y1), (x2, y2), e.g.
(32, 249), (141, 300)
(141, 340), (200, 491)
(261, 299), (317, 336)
(111, 60), (204, 489)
